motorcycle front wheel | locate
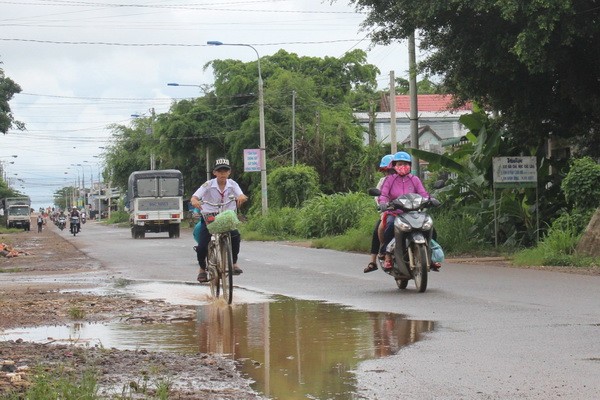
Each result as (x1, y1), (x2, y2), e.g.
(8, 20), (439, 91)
(412, 243), (428, 292)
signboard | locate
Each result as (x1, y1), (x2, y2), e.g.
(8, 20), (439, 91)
(492, 156), (538, 188)
(244, 149), (261, 172)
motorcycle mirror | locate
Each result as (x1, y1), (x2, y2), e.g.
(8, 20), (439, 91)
(368, 188), (381, 196)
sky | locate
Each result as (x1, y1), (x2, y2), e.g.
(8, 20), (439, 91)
(0, 0), (417, 210)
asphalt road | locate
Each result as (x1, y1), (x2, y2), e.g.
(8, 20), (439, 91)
(64, 221), (600, 399)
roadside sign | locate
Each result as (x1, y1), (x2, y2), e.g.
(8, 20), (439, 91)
(492, 156), (537, 188)
(244, 149), (261, 172)
(492, 156), (539, 247)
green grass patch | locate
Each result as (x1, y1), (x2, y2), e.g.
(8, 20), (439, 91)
(68, 307), (86, 320)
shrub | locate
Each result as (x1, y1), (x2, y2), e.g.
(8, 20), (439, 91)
(268, 164), (321, 209)
(561, 157), (600, 210)
(295, 192), (374, 238)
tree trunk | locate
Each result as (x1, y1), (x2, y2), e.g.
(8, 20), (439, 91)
(575, 208), (600, 257)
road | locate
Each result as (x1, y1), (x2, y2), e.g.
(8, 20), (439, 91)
(64, 221), (600, 399)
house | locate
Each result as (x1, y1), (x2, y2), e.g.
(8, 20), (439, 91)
(354, 94), (473, 153)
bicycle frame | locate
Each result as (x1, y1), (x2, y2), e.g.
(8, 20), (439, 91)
(201, 196), (237, 304)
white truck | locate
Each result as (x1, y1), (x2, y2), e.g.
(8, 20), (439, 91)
(2, 196), (32, 231)
(127, 169), (184, 239)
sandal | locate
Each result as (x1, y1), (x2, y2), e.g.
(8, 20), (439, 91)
(197, 270), (208, 283)
(364, 262), (378, 273)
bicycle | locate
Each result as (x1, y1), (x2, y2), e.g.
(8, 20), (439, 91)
(200, 196), (240, 304)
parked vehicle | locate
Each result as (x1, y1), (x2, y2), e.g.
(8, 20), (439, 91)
(1, 197), (31, 231)
(127, 169), (184, 239)
(70, 216), (80, 236)
(369, 188), (440, 293)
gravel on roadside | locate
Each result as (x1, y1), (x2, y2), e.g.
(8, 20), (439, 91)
(0, 227), (267, 399)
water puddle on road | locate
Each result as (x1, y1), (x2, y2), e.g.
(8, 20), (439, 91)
(2, 286), (434, 400)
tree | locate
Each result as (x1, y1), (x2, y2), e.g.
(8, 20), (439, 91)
(347, 0), (600, 156)
(0, 63), (25, 134)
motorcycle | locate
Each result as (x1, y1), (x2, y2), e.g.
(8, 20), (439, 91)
(70, 216), (80, 236)
(81, 213), (87, 224)
(57, 216), (66, 231)
(369, 188), (440, 293)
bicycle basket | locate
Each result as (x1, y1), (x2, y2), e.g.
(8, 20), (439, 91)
(206, 210), (241, 233)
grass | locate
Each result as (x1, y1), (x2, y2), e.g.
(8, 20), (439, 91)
(68, 307), (86, 320)
(2, 365), (175, 400)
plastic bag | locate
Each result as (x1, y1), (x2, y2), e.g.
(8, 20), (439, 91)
(207, 210), (241, 234)
(431, 239), (445, 263)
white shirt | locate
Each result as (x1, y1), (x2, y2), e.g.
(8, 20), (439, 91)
(192, 178), (244, 213)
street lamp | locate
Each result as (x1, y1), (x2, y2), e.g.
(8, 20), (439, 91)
(131, 109), (156, 170)
(207, 40), (268, 214)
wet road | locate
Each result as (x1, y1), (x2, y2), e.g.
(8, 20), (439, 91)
(65, 221), (600, 399)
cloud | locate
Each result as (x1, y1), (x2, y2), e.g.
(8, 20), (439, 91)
(1, 0), (413, 209)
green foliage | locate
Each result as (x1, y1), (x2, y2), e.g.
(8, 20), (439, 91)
(350, 0), (600, 157)
(106, 210), (129, 224)
(0, 65), (25, 134)
(561, 157), (600, 210)
(242, 207), (301, 239)
(11, 367), (99, 400)
(512, 211), (597, 267)
(295, 192), (375, 238)
(268, 164), (321, 208)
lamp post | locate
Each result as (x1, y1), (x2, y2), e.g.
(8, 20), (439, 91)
(207, 40), (268, 214)
(79, 163), (93, 211)
(71, 164), (85, 207)
(131, 109), (156, 170)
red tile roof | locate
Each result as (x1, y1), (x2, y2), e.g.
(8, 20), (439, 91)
(386, 95), (472, 112)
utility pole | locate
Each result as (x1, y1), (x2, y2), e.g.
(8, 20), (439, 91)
(389, 71), (397, 153)
(292, 90), (296, 166)
(408, 32), (420, 177)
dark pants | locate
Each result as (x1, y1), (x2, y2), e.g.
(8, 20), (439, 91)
(370, 219), (381, 255)
(195, 222), (241, 269)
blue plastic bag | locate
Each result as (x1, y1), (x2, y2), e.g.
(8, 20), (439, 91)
(193, 220), (202, 244)
(431, 239), (445, 263)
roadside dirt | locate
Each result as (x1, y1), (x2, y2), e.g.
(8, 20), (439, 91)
(0, 226), (266, 399)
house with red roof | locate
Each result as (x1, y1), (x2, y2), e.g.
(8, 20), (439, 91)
(354, 94), (473, 153)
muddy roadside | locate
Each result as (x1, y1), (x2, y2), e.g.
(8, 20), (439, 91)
(0, 227), (267, 399)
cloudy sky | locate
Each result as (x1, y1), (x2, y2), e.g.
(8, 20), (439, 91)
(0, 0), (416, 210)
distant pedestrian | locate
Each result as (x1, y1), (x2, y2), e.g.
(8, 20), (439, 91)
(37, 214), (44, 233)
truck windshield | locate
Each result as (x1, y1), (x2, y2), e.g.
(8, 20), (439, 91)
(136, 177), (181, 197)
(10, 207), (30, 216)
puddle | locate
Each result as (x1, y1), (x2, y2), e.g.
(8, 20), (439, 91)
(2, 289), (434, 400)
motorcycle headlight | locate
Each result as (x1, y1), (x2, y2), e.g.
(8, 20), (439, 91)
(422, 216), (433, 231)
(395, 219), (412, 232)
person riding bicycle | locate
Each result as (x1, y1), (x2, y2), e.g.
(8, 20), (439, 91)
(190, 158), (248, 283)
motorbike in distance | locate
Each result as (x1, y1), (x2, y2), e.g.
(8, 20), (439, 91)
(369, 188), (440, 293)
(70, 216), (80, 236)
(57, 215), (66, 231)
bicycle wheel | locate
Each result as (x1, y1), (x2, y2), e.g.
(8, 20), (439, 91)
(219, 234), (234, 304)
(207, 241), (220, 298)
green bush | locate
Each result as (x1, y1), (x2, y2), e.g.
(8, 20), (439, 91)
(106, 210), (129, 224)
(268, 164), (321, 208)
(561, 157), (600, 210)
(295, 192), (374, 238)
(243, 207), (301, 239)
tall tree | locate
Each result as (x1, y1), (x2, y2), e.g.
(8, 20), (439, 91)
(0, 63), (24, 134)
(347, 0), (600, 156)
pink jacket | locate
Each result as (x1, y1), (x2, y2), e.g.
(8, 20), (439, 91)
(378, 174), (429, 206)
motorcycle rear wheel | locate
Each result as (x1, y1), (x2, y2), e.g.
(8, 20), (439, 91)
(412, 244), (428, 293)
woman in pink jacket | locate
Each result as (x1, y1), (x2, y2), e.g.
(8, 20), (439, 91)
(378, 151), (429, 270)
